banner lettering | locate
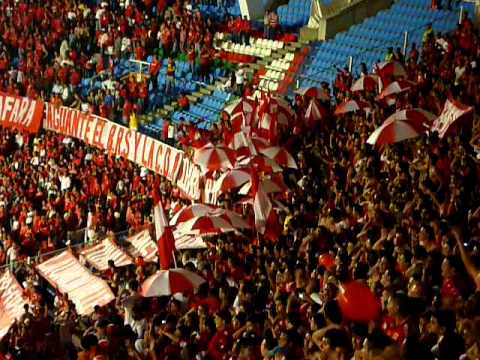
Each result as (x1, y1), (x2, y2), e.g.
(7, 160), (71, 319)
(0, 93), (44, 133)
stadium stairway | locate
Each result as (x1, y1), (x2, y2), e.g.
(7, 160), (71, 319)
(296, 0), (474, 89)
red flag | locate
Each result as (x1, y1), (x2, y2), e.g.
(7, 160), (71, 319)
(430, 98), (474, 138)
(252, 172), (272, 235)
(153, 188), (175, 270)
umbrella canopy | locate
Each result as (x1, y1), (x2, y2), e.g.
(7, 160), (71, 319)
(304, 98), (327, 127)
(141, 269), (206, 297)
(294, 87), (330, 101)
(209, 209), (251, 229)
(213, 168), (252, 193)
(238, 155), (282, 173)
(334, 100), (370, 115)
(238, 174), (288, 195)
(193, 144), (236, 172)
(169, 204), (214, 226)
(230, 112), (253, 132)
(176, 215), (236, 236)
(367, 120), (421, 147)
(384, 108), (436, 132)
(376, 61), (407, 79)
(351, 75), (381, 92)
(259, 146), (297, 169)
(256, 96), (294, 126)
(377, 80), (416, 100)
(224, 98), (255, 115)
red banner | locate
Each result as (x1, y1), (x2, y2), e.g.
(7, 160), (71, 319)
(0, 271), (29, 339)
(0, 93), (44, 133)
(44, 105), (202, 198)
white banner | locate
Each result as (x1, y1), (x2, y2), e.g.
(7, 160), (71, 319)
(36, 251), (115, 315)
(0, 271), (29, 339)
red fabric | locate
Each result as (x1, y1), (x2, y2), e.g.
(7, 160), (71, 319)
(153, 188), (175, 270)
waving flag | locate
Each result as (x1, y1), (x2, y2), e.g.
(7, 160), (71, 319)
(251, 173), (272, 234)
(431, 98), (474, 138)
(153, 189), (176, 270)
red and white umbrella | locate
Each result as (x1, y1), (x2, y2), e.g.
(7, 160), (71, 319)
(377, 80), (416, 100)
(384, 108), (436, 132)
(334, 99), (370, 115)
(214, 168), (252, 193)
(209, 209), (251, 229)
(238, 155), (282, 173)
(256, 96), (294, 126)
(169, 204), (214, 226)
(259, 146), (297, 169)
(238, 174), (288, 195)
(176, 215), (236, 236)
(193, 144), (236, 172)
(304, 98), (327, 127)
(141, 269), (206, 297)
(230, 112), (253, 132)
(351, 75), (381, 92)
(376, 61), (407, 79)
(367, 120), (421, 147)
(228, 131), (268, 158)
(224, 98), (255, 115)
(294, 87), (330, 101)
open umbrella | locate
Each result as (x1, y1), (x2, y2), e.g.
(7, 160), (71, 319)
(213, 168), (252, 193)
(334, 99), (370, 115)
(193, 144), (236, 172)
(304, 98), (327, 127)
(367, 119), (421, 147)
(376, 61), (407, 80)
(238, 174), (288, 195)
(238, 155), (282, 173)
(141, 269), (206, 297)
(294, 87), (330, 101)
(256, 96), (294, 126)
(384, 108), (436, 132)
(351, 75), (381, 92)
(377, 80), (416, 100)
(259, 146), (297, 169)
(176, 215), (236, 236)
(209, 209), (251, 229)
(169, 204), (214, 226)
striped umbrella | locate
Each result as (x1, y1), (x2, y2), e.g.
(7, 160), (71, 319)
(367, 119), (421, 147)
(376, 61), (407, 79)
(259, 146), (297, 169)
(294, 87), (330, 101)
(193, 144), (236, 172)
(304, 98), (327, 127)
(384, 108), (436, 132)
(175, 215), (236, 236)
(351, 75), (381, 92)
(141, 269), (206, 297)
(377, 80), (416, 100)
(169, 204), (214, 226)
(213, 168), (252, 193)
(334, 99), (370, 115)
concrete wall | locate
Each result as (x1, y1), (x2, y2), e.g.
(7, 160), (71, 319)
(300, 0), (393, 42)
(239, 0), (275, 19)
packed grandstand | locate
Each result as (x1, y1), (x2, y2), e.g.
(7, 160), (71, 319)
(0, 0), (479, 359)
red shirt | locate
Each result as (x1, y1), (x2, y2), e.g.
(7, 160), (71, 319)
(208, 328), (232, 360)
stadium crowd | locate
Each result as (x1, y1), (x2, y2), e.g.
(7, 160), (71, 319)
(0, 0), (222, 121)
(0, 1), (479, 360)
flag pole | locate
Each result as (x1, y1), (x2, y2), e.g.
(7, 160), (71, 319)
(172, 249), (177, 268)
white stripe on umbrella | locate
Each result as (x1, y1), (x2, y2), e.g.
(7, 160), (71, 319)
(367, 120), (420, 147)
(376, 61), (407, 79)
(304, 98), (327, 126)
(141, 269), (206, 297)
